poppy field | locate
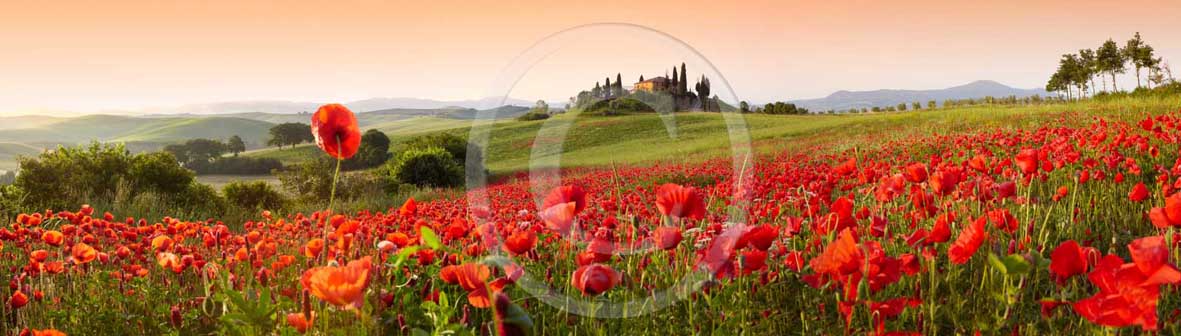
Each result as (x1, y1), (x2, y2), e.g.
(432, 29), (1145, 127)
(7, 100), (1181, 335)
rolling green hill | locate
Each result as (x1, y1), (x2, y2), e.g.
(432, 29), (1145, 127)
(110, 117), (274, 146)
(237, 96), (1181, 174)
(0, 142), (43, 171)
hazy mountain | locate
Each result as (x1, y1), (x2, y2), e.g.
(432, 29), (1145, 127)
(137, 97), (536, 115)
(789, 80), (1051, 112)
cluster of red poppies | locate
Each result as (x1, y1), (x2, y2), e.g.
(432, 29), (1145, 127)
(4, 106), (1181, 334)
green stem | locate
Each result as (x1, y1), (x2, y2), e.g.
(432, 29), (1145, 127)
(323, 150), (343, 262)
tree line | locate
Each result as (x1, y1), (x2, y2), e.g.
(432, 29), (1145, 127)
(1047, 32), (1175, 99)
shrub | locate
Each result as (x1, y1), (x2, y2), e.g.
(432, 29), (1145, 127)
(387, 147), (463, 188)
(516, 111), (551, 121)
(0, 184), (24, 220)
(188, 156), (284, 175)
(277, 157), (335, 200)
(16, 142), (135, 210)
(586, 98), (656, 116)
(278, 157), (390, 201)
(223, 181), (285, 210)
(342, 129), (392, 171)
(129, 152), (195, 194)
(171, 182), (227, 214)
(403, 133), (478, 165)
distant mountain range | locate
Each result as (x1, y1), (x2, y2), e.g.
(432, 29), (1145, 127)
(788, 80), (1051, 112)
(134, 96), (537, 116)
(0, 105), (531, 167)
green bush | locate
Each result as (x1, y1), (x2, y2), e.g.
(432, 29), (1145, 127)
(342, 129), (392, 171)
(403, 133), (474, 164)
(586, 97), (656, 115)
(16, 142), (135, 210)
(516, 111), (551, 121)
(188, 156), (284, 175)
(277, 157), (391, 201)
(387, 147), (463, 188)
(277, 157), (335, 200)
(129, 152), (195, 194)
(0, 184), (24, 220)
(223, 181), (285, 210)
(171, 182), (228, 214)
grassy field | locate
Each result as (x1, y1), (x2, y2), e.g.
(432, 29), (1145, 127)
(109, 117), (274, 144)
(194, 174), (283, 190)
(235, 96), (1180, 176)
(10, 95), (1181, 334)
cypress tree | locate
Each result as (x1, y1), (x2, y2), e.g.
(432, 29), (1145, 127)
(680, 63), (688, 94)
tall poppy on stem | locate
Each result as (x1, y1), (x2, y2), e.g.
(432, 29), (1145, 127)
(311, 103), (361, 260)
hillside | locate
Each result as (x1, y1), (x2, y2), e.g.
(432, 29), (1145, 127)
(133, 97), (536, 115)
(790, 80), (1050, 111)
(109, 117), (275, 146)
(0, 115), (274, 146)
(243, 96), (1180, 174)
(0, 142), (42, 171)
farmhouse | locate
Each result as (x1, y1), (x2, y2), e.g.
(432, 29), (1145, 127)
(633, 76), (670, 93)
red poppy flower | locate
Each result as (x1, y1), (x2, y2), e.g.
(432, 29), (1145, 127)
(503, 230), (537, 255)
(740, 249), (768, 274)
(904, 163), (927, 183)
(8, 290), (28, 309)
(655, 183), (706, 220)
(31, 329), (67, 336)
(71, 243), (98, 265)
(1128, 182), (1150, 202)
(810, 228), (864, 276)
(157, 252), (185, 274)
(303, 239), (324, 258)
(399, 197), (417, 218)
(286, 312), (314, 333)
(300, 257), (373, 310)
(539, 202), (577, 236)
(948, 216), (987, 265)
(652, 226), (683, 250)
(310, 104), (362, 159)
(542, 185), (587, 215)
(741, 225), (778, 251)
(571, 263), (619, 296)
(42, 230), (63, 247)
(1127, 236), (1181, 286)
(1072, 252), (1170, 331)
(928, 212), (953, 244)
(1049, 240), (1087, 284)
(440, 263), (493, 307)
(1148, 192), (1181, 228)
(1015, 148), (1039, 175)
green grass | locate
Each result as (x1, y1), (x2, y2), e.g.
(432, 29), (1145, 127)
(235, 95), (1181, 175)
(110, 117), (274, 145)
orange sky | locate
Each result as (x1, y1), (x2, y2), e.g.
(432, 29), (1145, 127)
(1, 0), (1179, 114)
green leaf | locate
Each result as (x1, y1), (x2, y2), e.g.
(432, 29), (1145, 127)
(420, 227), (441, 250)
(1000, 254), (1031, 274)
(987, 253), (1007, 274)
(988, 253), (1031, 275)
(392, 246), (421, 268)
